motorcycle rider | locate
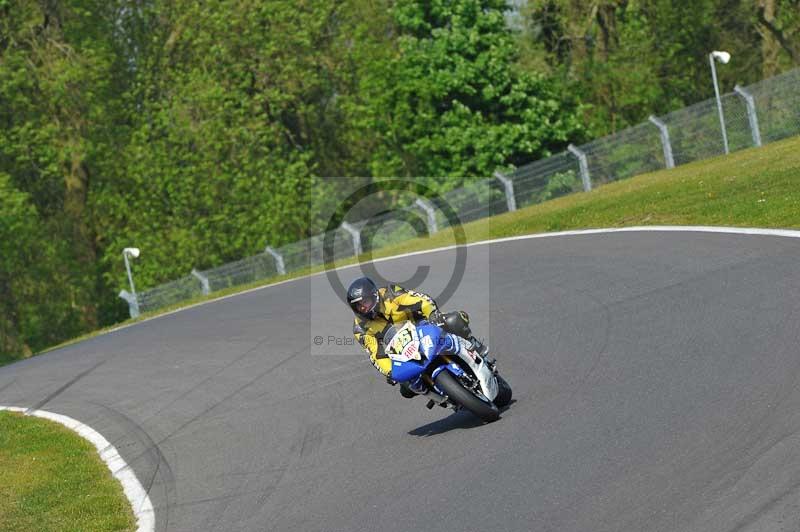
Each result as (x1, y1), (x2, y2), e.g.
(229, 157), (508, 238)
(347, 276), (489, 398)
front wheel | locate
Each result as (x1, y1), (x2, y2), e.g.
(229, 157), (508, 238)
(435, 370), (499, 423)
(494, 375), (512, 408)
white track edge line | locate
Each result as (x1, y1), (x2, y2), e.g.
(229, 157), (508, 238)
(0, 406), (155, 532)
(82, 225), (800, 338)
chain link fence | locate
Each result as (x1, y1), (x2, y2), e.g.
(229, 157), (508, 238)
(433, 177), (509, 229)
(581, 121), (665, 185)
(129, 67), (800, 316)
(136, 275), (205, 314)
(506, 151), (583, 208)
(355, 207), (431, 253)
(747, 67), (800, 143)
(198, 253), (280, 293)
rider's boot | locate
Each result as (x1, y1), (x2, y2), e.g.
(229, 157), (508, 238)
(399, 383), (417, 398)
(400, 377), (428, 398)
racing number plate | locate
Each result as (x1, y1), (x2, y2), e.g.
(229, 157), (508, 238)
(388, 323), (421, 362)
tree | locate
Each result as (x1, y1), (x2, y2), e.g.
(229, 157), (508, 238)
(0, 175), (85, 356)
(0, 0), (132, 337)
(518, 0), (799, 136)
(362, 0), (583, 190)
(92, 1), (329, 289)
(757, 0), (800, 77)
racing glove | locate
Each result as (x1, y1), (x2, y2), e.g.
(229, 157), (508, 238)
(428, 309), (445, 327)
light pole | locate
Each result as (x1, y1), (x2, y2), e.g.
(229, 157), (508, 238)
(709, 50), (731, 154)
(122, 247), (140, 317)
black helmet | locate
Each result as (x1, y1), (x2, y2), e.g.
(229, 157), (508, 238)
(347, 277), (380, 319)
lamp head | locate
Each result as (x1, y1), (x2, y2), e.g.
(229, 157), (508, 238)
(711, 51), (731, 64)
(123, 247), (140, 259)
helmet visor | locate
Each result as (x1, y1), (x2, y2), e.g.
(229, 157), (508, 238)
(355, 292), (377, 316)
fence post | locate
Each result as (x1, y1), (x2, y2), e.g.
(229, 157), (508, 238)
(493, 171), (517, 212)
(264, 246), (286, 275)
(567, 144), (592, 191)
(414, 198), (438, 234)
(191, 269), (210, 295)
(734, 84), (763, 148)
(340, 222), (363, 256)
(648, 115), (676, 169)
(118, 289), (140, 319)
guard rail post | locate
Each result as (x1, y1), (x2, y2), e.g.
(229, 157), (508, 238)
(191, 269), (211, 296)
(340, 222), (363, 256)
(734, 84), (763, 148)
(414, 198), (438, 234)
(567, 144), (592, 191)
(118, 290), (140, 319)
(494, 171), (517, 212)
(265, 246), (287, 276)
(648, 115), (676, 169)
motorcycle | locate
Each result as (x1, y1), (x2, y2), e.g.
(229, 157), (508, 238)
(384, 320), (512, 422)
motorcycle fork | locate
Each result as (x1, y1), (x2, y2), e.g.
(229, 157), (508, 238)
(439, 354), (455, 365)
(421, 360), (454, 410)
(441, 353), (487, 398)
(421, 354), (455, 388)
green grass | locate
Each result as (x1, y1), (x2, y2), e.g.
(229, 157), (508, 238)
(15, 134), (800, 362)
(0, 411), (135, 532)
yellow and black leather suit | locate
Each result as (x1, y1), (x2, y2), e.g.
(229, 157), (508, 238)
(353, 285), (439, 377)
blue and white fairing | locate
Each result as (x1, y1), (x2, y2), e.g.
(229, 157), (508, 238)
(385, 320), (498, 402)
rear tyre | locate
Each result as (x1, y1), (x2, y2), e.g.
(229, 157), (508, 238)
(494, 375), (512, 408)
(435, 370), (500, 423)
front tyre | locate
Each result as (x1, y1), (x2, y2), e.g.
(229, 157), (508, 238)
(435, 370), (500, 423)
(494, 375), (512, 408)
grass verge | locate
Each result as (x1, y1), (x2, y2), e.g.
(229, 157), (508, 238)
(0, 410), (135, 532)
(15, 134), (800, 361)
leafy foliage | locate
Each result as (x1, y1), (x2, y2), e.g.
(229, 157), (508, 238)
(518, 0), (799, 136)
(0, 176), (86, 355)
(364, 0), (584, 191)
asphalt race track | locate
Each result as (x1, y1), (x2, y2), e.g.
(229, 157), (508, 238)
(3, 230), (800, 532)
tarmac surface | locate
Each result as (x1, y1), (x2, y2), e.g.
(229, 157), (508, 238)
(2, 230), (800, 532)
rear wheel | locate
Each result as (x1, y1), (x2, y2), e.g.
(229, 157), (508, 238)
(435, 370), (500, 423)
